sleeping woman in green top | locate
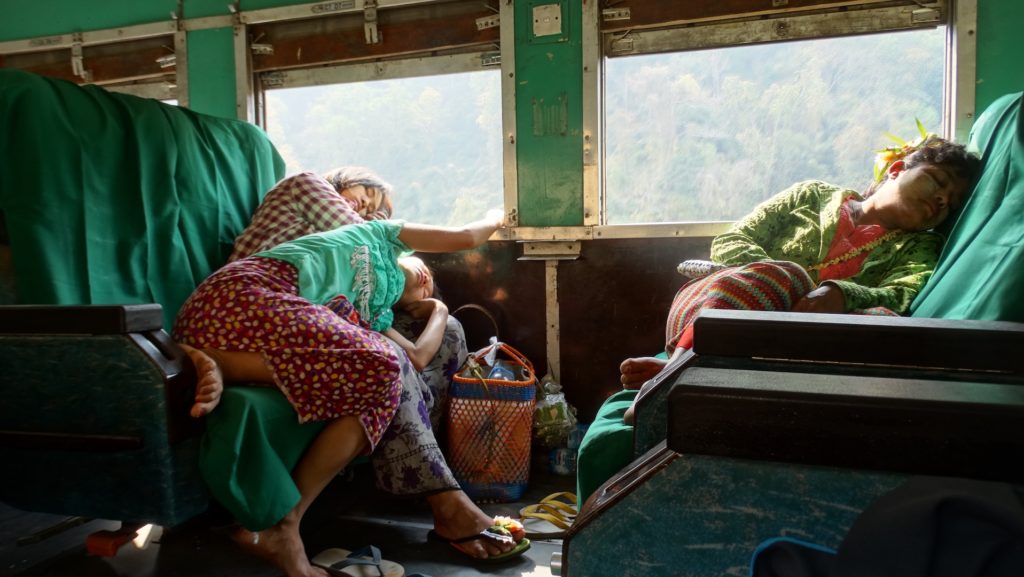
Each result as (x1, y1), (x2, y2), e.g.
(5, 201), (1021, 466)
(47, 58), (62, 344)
(620, 135), (982, 402)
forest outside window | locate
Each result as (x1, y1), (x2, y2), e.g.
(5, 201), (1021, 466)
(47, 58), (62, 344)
(604, 27), (946, 225)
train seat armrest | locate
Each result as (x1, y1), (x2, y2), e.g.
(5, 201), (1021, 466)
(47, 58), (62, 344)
(0, 304), (164, 334)
(691, 309), (1024, 372)
(667, 366), (1024, 482)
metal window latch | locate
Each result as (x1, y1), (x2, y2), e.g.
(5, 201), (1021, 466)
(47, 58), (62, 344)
(70, 33), (91, 82)
(251, 43), (274, 55)
(364, 0), (381, 44)
(156, 53), (177, 68)
(911, 7), (941, 24)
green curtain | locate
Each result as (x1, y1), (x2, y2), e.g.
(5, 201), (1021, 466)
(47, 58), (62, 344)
(911, 92), (1024, 322)
(0, 69), (284, 328)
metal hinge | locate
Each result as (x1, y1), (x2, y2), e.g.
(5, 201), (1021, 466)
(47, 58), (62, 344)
(602, 7), (630, 22)
(261, 72), (285, 88)
(311, 0), (356, 14)
(476, 14), (499, 30)
(608, 32), (634, 55)
(911, 7), (941, 24)
(519, 241), (581, 261)
(251, 43), (274, 55)
(481, 51), (501, 67)
(364, 0), (381, 44)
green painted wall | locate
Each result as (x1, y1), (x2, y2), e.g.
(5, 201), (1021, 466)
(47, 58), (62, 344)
(0, 1), (177, 39)
(513, 0), (584, 227)
(0, 1), (312, 39)
(186, 28), (237, 119)
(976, 0), (1024, 111)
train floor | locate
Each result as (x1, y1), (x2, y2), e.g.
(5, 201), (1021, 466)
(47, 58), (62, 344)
(1, 464), (575, 577)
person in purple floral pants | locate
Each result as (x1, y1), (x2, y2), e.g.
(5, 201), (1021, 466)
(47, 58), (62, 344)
(228, 169), (518, 560)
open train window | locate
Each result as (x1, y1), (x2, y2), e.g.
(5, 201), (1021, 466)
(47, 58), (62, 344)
(599, 0), (967, 226)
(260, 60), (502, 226)
(247, 0), (504, 226)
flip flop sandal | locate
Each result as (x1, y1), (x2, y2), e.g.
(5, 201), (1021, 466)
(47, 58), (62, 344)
(528, 491), (578, 517)
(519, 502), (574, 539)
(518, 491), (578, 539)
(428, 519), (531, 564)
(311, 545), (405, 577)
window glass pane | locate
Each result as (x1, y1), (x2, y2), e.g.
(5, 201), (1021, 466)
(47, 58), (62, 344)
(264, 70), (503, 226)
(604, 29), (946, 224)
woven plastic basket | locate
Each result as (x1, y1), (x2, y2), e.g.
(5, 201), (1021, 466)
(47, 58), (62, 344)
(447, 341), (537, 502)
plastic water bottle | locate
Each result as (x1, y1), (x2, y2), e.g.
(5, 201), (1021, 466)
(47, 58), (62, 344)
(487, 363), (516, 380)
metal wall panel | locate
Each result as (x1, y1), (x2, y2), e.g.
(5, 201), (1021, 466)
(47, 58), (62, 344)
(424, 235), (713, 422)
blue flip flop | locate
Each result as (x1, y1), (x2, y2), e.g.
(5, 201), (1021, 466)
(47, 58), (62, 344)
(310, 545), (405, 577)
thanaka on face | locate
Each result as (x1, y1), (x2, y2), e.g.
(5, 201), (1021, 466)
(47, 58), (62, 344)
(866, 160), (971, 231)
(339, 184), (381, 217)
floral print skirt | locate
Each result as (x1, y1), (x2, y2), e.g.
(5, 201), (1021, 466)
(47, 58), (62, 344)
(172, 256), (402, 451)
(370, 314), (468, 496)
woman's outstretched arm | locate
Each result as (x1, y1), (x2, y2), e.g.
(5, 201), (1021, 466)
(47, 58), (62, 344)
(398, 210), (504, 253)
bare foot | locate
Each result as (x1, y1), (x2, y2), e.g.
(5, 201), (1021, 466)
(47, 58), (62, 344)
(620, 356), (668, 389)
(427, 490), (515, 559)
(179, 344), (224, 418)
(232, 522), (328, 577)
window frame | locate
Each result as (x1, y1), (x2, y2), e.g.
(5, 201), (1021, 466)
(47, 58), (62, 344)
(255, 50), (504, 226)
(588, 0), (977, 237)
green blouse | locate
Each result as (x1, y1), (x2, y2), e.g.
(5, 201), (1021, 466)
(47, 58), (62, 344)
(255, 219), (410, 331)
(710, 180), (942, 313)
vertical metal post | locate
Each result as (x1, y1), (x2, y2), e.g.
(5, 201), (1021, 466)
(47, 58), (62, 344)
(500, 0), (519, 226)
(233, 13), (253, 122)
(545, 259), (561, 381)
(173, 29), (189, 108)
(582, 0), (601, 226)
(948, 0), (977, 143)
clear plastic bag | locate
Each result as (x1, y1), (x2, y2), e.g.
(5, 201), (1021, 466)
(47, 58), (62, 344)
(532, 374), (577, 449)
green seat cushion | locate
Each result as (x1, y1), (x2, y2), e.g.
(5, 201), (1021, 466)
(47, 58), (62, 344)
(576, 389), (639, 507)
(911, 92), (1024, 322)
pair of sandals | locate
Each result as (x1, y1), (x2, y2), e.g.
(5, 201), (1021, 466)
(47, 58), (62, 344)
(518, 491), (578, 540)
(312, 511), (545, 573)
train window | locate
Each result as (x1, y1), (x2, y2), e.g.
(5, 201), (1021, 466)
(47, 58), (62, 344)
(260, 61), (502, 226)
(604, 27), (946, 224)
